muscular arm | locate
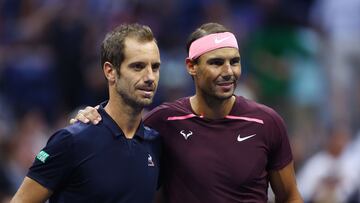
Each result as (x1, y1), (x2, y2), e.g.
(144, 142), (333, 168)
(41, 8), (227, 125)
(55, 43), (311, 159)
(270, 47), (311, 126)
(269, 161), (303, 203)
(11, 177), (52, 203)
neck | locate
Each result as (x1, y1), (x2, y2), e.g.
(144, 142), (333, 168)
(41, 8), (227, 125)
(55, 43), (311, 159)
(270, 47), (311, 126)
(104, 96), (143, 139)
(190, 94), (236, 119)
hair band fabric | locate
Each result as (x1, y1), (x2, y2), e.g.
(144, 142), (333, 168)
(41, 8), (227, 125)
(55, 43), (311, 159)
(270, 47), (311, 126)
(188, 32), (238, 60)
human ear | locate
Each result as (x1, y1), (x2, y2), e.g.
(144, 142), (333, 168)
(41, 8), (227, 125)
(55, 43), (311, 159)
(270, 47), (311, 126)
(185, 58), (196, 76)
(103, 62), (116, 82)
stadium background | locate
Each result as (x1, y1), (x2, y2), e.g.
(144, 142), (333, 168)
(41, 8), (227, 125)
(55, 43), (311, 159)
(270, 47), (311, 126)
(0, 0), (359, 202)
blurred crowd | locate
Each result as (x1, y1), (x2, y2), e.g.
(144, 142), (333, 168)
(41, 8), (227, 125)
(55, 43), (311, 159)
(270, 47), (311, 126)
(0, 0), (359, 202)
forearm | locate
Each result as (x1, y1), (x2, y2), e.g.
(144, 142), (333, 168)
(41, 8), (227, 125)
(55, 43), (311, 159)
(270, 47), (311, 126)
(275, 195), (303, 203)
(273, 183), (303, 203)
(270, 162), (303, 203)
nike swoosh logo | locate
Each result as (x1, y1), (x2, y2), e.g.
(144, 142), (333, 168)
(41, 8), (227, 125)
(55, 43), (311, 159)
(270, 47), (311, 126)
(214, 36), (230, 44)
(237, 134), (256, 142)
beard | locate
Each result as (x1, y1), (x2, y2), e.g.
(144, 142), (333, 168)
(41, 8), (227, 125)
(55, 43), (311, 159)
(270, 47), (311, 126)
(209, 89), (234, 101)
(116, 85), (154, 109)
(201, 81), (237, 101)
(113, 70), (157, 109)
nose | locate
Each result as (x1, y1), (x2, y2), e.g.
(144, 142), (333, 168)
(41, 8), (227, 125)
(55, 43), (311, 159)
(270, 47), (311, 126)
(144, 66), (156, 84)
(221, 62), (234, 80)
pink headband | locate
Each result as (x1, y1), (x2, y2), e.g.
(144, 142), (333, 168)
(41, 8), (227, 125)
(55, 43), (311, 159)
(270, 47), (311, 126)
(188, 32), (238, 60)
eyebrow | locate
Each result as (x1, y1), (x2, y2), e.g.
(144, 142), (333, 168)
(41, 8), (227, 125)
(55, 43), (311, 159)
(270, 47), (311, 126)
(128, 62), (146, 67)
(128, 61), (161, 67)
(206, 56), (240, 63)
(230, 56), (241, 61)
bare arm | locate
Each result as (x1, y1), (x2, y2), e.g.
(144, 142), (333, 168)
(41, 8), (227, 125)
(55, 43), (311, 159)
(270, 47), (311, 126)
(11, 177), (52, 203)
(70, 105), (101, 125)
(269, 161), (303, 203)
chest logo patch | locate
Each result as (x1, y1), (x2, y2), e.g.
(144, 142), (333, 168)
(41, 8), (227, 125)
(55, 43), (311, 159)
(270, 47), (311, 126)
(180, 130), (193, 140)
(237, 134), (256, 142)
(148, 154), (155, 167)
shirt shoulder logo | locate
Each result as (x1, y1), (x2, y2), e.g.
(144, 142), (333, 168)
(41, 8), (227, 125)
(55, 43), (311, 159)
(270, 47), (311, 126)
(148, 154), (155, 167)
(180, 130), (193, 140)
(36, 150), (50, 163)
(237, 134), (256, 142)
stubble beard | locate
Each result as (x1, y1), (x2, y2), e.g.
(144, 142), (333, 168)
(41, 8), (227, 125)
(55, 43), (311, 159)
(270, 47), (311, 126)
(208, 81), (236, 101)
(116, 87), (154, 110)
(213, 91), (234, 101)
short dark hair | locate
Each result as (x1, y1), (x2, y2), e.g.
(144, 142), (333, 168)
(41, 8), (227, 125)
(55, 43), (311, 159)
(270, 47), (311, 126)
(100, 23), (156, 70)
(186, 22), (230, 62)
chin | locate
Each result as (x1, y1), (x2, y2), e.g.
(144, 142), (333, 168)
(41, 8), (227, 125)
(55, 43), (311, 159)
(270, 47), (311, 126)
(214, 93), (234, 100)
(136, 98), (153, 106)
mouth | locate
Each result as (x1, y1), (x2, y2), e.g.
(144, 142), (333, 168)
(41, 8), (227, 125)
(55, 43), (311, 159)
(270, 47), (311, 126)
(216, 82), (235, 91)
(137, 87), (155, 98)
(217, 81), (234, 87)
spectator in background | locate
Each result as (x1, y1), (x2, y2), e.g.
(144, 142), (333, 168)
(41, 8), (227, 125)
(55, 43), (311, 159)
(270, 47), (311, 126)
(310, 0), (360, 133)
(297, 125), (350, 202)
(47, 2), (88, 112)
(0, 167), (12, 203)
(339, 130), (360, 202)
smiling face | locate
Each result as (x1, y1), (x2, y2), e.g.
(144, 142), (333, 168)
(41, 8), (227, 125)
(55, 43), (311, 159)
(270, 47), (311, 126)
(190, 47), (241, 101)
(114, 37), (161, 107)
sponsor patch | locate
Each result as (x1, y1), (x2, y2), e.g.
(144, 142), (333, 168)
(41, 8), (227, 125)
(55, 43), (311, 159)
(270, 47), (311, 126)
(36, 150), (50, 163)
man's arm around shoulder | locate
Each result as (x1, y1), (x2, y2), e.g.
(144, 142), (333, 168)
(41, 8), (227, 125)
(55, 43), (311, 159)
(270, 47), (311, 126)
(11, 177), (52, 203)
